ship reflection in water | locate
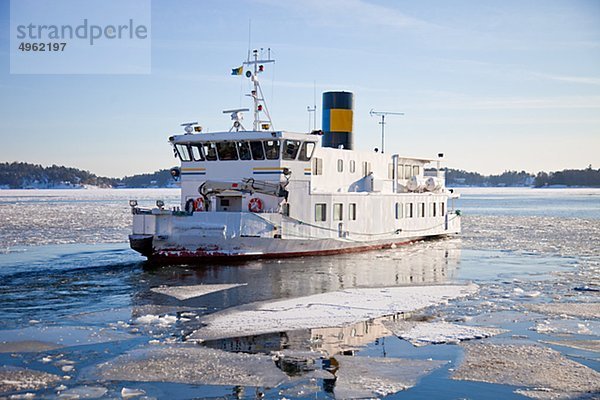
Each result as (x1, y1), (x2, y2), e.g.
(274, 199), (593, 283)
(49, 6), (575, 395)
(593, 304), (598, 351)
(132, 238), (462, 354)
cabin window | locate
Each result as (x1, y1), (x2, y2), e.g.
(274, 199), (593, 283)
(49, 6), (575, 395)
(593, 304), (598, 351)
(217, 142), (238, 161)
(406, 203), (414, 218)
(237, 141), (252, 160)
(250, 141), (265, 160)
(190, 144), (204, 161)
(298, 142), (316, 161)
(418, 202), (425, 217)
(413, 165), (420, 176)
(362, 161), (371, 177)
(397, 165), (404, 179)
(431, 202), (437, 217)
(282, 140), (301, 160)
(313, 157), (323, 175)
(440, 202), (445, 216)
(388, 163), (394, 179)
(333, 203), (343, 221)
(337, 159), (344, 172)
(202, 142), (218, 161)
(349, 203), (357, 220)
(315, 203), (327, 222)
(404, 165), (412, 179)
(395, 202), (403, 219)
(265, 140), (280, 160)
(349, 160), (356, 173)
(175, 144), (192, 162)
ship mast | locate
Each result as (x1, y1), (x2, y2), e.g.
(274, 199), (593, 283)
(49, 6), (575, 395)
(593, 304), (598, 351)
(243, 48), (275, 131)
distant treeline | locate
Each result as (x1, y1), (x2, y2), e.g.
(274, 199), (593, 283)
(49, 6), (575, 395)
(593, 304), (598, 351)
(533, 167), (600, 188)
(444, 169), (534, 187)
(1, 161), (599, 189)
(0, 162), (172, 189)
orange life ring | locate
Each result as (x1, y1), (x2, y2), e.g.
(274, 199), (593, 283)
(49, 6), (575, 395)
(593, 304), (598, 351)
(194, 197), (205, 212)
(248, 197), (264, 213)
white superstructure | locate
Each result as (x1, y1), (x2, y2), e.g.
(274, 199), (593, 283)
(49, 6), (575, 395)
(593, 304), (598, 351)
(129, 50), (460, 262)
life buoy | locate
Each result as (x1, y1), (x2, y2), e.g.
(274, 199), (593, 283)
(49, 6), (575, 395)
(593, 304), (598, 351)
(194, 197), (205, 212)
(185, 199), (195, 214)
(248, 197), (264, 213)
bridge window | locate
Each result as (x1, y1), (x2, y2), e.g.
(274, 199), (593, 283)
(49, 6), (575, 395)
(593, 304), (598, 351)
(313, 157), (323, 175)
(283, 140), (301, 160)
(202, 142), (218, 161)
(413, 165), (420, 176)
(250, 141), (265, 160)
(237, 141), (252, 160)
(337, 159), (343, 172)
(349, 160), (356, 173)
(404, 165), (412, 179)
(333, 203), (343, 220)
(349, 203), (356, 220)
(190, 144), (204, 161)
(265, 140), (280, 160)
(175, 144), (192, 162)
(315, 203), (326, 222)
(298, 142), (316, 161)
(217, 142), (238, 160)
(395, 202), (403, 219)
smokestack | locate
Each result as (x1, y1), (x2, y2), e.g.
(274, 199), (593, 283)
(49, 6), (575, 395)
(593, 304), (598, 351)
(322, 91), (353, 150)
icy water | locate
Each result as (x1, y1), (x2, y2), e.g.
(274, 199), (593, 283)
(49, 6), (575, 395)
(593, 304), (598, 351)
(0, 188), (599, 399)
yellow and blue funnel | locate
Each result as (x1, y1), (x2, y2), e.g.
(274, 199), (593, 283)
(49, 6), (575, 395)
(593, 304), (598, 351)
(322, 91), (353, 150)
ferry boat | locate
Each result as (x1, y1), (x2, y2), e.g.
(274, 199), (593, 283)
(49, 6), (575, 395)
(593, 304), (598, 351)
(128, 50), (461, 262)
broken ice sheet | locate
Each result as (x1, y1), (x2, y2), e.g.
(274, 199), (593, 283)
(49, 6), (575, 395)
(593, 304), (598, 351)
(89, 345), (288, 388)
(383, 320), (507, 346)
(0, 340), (62, 354)
(0, 366), (62, 394)
(452, 343), (600, 397)
(190, 284), (478, 341)
(333, 355), (446, 399)
(57, 385), (108, 399)
(525, 302), (600, 320)
(150, 283), (247, 301)
(0, 325), (134, 349)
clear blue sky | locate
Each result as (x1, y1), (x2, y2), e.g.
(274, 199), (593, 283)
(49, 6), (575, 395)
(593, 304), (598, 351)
(1, 0), (599, 177)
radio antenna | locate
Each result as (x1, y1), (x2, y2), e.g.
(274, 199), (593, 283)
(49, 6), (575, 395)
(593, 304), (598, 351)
(369, 109), (404, 154)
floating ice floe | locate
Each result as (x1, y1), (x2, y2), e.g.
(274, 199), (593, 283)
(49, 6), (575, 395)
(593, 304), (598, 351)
(0, 366), (62, 394)
(526, 302), (600, 320)
(134, 314), (178, 327)
(190, 284), (478, 341)
(150, 283), (247, 301)
(333, 355), (446, 398)
(532, 319), (600, 336)
(90, 345), (288, 388)
(541, 339), (600, 353)
(0, 326), (134, 350)
(120, 387), (146, 398)
(383, 320), (507, 346)
(57, 385), (107, 399)
(452, 343), (600, 398)
(0, 340), (62, 354)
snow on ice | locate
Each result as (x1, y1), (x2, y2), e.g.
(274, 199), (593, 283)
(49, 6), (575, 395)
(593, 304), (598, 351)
(383, 320), (507, 346)
(190, 284), (478, 341)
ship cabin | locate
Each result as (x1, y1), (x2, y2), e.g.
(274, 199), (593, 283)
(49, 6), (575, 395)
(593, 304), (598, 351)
(170, 129), (451, 240)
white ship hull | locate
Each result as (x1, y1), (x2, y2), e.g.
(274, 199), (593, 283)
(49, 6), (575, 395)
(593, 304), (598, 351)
(129, 210), (461, 263)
